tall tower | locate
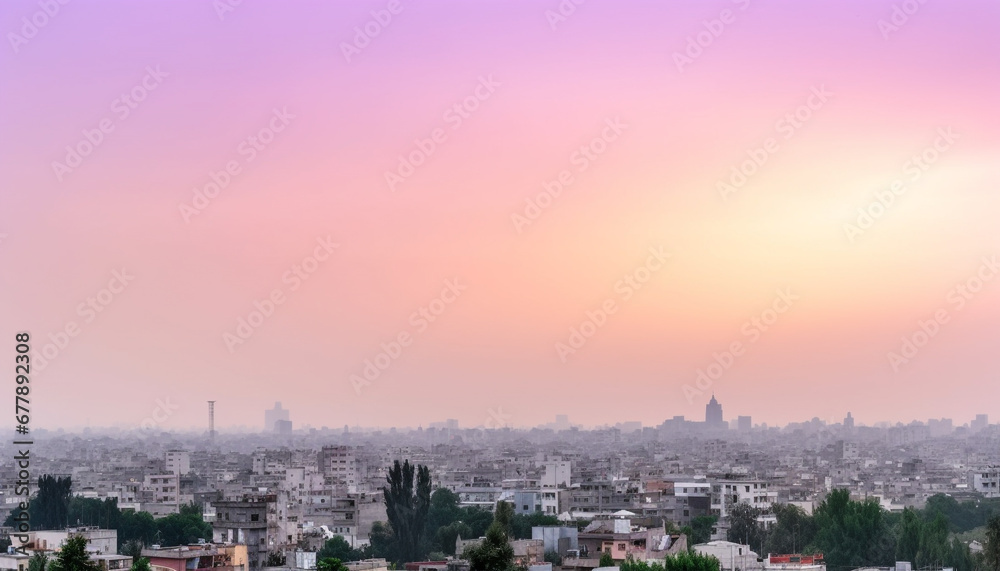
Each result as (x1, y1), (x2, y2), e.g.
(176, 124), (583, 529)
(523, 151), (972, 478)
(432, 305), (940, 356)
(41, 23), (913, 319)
(208, 401), (216, 440)
(705, 394), (724, 428)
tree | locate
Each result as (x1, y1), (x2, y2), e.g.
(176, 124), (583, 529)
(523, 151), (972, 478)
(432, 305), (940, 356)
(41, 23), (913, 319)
(727, 504), (766, 554)
(368, 521), (398, 563)
(598, 552), (614, 567)
(120, 540), (144, 562)
(764, 505), (815, 555)
(811, 489), (896, 569)
(28, 552), (49, 571)
(984, 515), (1000, 571)
(49, 535), (101, 571)
(383, 460), (432, 565)
(130, 559), (151, 571)
(544, 551), (562, 566)
(620, 553), (720, 571)
(465, 502), (516, 571)
(319, 536), (366, 563)
(686, 516), (717, 546)
(266, 552), (287, 567)
(3, 476), (73, 530)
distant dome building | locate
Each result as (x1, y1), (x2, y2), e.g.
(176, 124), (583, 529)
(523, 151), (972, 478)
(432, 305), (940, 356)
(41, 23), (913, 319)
(705, 394), (724, 428)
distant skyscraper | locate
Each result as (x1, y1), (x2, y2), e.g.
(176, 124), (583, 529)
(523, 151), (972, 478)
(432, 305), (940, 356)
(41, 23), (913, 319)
(972, 414), (989, 432)
(265, 402), (291, 432)
(738, 416), (752, 431)
(705, 394), (724, 428)
(844, 412), (854, 429)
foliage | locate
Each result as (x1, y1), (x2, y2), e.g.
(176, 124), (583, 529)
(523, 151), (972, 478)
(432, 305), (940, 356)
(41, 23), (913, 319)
(598, 552), (614, 567)
(384, 460), (432, 565)
(763, 504), (815, 555)
(368, 521), (399, 563)
(130, 559), (151, 571)
(28, 552), (49, 571)
(984, 515), (1000, 571)
(620, 553), (720, 571)
(726, 503), (766, 554)
(465, 501), (516, 571)
(318, 536), (367, 563)
(811, 489), (896, 569)
(49, 536), (101, 571)
(120, 540), (144, 561)
(924, 495), (1000, 533)
(544, 551), (562, 566)
(682, 516), (716, 547)
(2, 476), (73, 530)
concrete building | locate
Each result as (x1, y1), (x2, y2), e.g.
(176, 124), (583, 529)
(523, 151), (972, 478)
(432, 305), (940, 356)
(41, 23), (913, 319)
(971, 467), (1000, 498)
(212, 496), (274, 571)
(693, 541), (760, 571)
(143, 544), (248, 571)
(166, 451), (191, 476)
(34, 528), (118, 555)
(531, 526), (579, 556)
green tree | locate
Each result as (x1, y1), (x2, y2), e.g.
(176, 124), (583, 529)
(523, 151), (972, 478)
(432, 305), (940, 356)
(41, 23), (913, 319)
(688, 516), (717, 546)
(764, 504), (815, 555)
(369, 521), (399, 563)
(28, 552), (49, 571)
(120, 540), (144, 562)
(811, 489), (896, 569)
(49, 536), (101, 571)
(130, 558), (151, 571)
(984, 515), (1000, 571)
(266, 552), (287, 566)
(598, 552), (614, 567)
(544, 551), (562, 566)
(319, 536), (366, 563)
(465, 502), (516, 571)
(3, 476), (73, 530)
(727, 504), (766, 554)
(383, 460), (432, 565)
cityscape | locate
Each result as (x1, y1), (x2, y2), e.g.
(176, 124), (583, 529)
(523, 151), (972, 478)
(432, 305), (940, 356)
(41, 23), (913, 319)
(2, 2), (999, 571)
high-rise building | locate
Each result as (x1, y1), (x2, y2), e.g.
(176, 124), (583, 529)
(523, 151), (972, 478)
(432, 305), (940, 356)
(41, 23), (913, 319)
(844, 412), (854, 429)
(737, 416), (752, 431)
(706, 395), (724, 428)
(972, 414), (989, 432)
(264, 402), (290, 432)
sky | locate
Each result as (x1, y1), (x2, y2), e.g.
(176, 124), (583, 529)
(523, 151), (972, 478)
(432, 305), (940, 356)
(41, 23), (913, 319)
(1, 0), (999, 432)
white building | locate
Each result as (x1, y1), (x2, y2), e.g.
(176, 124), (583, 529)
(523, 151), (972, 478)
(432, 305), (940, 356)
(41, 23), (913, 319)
(165, 450), (190, 476)
(693, 541), (761, 571)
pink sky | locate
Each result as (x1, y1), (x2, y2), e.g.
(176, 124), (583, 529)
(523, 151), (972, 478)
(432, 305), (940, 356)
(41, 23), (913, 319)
(1, 0), (999, 431)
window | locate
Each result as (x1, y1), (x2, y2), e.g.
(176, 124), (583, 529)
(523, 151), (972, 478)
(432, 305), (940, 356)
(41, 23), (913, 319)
(251, 514), (259, 522)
